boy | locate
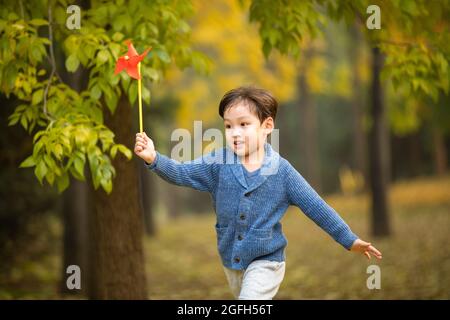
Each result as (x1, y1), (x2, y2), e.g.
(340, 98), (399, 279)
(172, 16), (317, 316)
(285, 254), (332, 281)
(135, 86), (382, 300)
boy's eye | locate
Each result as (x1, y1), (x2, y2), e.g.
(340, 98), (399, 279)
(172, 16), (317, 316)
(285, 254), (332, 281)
(225, 125), (231, 129)
(241, 123), (249, 127)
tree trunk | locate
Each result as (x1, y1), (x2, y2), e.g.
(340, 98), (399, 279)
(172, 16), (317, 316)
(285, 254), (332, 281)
(138, 160), (156, 235)
(60, 61), (90, 296)
(369, 47), (391, 237)
(433, 128), (448, 176)
(408, 133), (422, 177)
(349, 24), (368, 188)
(61, 178), (89, 295)
(89, 94), (147, 299)
(297, 52), (321, 192)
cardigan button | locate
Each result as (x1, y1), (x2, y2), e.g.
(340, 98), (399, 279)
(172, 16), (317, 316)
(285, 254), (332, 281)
(237, 234), (243, 241)
(240, 214), (245, 220)
(234, 257), (240, 263)
(244, 191), (251, 197)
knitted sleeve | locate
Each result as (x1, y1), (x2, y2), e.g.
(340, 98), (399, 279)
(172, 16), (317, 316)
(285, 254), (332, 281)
(285, 161), (358, 250)
(144, 149), (222, 193)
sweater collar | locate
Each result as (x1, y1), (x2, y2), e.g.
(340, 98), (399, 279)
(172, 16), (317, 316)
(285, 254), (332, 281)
(226, 142), (280, 191)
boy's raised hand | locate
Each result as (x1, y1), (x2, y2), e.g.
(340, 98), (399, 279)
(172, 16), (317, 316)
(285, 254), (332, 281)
(350, 239), (382, 260)
(135, 132), (156, 164)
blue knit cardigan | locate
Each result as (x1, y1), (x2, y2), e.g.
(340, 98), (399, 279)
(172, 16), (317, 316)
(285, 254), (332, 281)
(145, 143), (358, 270)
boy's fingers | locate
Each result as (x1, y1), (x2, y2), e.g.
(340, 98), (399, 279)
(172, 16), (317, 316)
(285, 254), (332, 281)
(369, 246), (382, 256)
(364, 251), (371, 260)
(136, 133), (148, 142)
(136, 143), (146, 149)
(369, 250), (382, 259)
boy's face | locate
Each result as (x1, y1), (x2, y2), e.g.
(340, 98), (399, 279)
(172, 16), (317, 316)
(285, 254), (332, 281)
(223, 102), (274, 161)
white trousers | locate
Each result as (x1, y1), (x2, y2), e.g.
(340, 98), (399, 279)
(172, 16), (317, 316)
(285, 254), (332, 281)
(223, 260), (285, 300)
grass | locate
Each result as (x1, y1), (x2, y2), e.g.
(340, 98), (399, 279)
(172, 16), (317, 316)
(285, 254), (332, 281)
(144, 175), (450, 299)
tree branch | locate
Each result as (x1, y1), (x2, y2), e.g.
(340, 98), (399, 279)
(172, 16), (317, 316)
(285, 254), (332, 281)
(43, 3), (56, 122)
(19, 0), (25, 19)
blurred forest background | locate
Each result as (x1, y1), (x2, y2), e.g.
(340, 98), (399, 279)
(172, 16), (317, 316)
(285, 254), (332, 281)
(0, 0), (449, 299)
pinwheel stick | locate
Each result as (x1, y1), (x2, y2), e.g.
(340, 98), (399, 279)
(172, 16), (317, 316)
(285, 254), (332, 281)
(138, 62), (143, 133)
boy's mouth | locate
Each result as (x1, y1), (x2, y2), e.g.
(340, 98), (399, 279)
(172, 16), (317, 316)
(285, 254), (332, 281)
(233, 140), (244, 148)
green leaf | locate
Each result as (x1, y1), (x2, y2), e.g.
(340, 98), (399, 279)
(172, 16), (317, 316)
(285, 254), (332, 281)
(20, 155), (36, 168)
(146, 68), (159, 82)
(105, 90), (118, 113)
(32, 89), (44, 105)
(110, 145), (118, 159)
(96, 49), (110, 65)
(117, 144), (132, 160)
(91, 106), (104, 124)
(8, 114), (20, 126)
(112, 32), (124, 42)
(142, 86), (151, 105)
(56, 172), (69, 193)
(155, 49), (171, 63)
(101, 177), (113, 194)
(128, 81), (137, 105)
(31, 44), (43, 62)
(262, 41), (272, 59)
(46, 171), (55, 185)
(20, 114), (28, 130)
(34, 139), (45, 155)
(44, 154), (55, 169)
(29, 19), (48, 26)
(121, 75), (131, 93)
(53, 144), (63, 160)
(92, 170), (100, 189)
(74, 156), (85, 178)
(35, 160), (47, 184)
(66, 54), (80, 72)
(90, 84), (102, 100)
(33, 131), (46, 143)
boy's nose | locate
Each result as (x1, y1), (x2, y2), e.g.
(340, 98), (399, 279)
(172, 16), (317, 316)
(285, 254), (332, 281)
(230, 128), (243, 137)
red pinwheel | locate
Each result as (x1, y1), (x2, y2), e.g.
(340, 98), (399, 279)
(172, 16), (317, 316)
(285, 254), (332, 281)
(114, 40), (151, 133)
(114, 40), (151, 80)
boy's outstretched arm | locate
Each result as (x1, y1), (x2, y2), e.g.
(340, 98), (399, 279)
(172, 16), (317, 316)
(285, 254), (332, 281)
(134, 132), (219, 193)
(285, 162), (382, 260)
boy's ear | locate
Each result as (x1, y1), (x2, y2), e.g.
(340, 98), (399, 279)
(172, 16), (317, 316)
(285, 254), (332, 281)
(263, 117), (274, 134)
